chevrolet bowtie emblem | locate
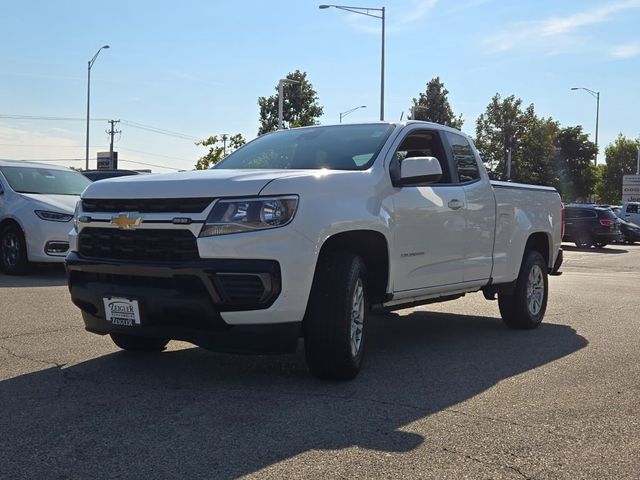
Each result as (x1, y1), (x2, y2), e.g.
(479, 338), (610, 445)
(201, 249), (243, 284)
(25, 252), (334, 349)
(110, 213), (143, 230)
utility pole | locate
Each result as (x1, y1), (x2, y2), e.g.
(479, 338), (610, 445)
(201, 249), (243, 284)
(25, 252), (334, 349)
(106, 119), (121, 168)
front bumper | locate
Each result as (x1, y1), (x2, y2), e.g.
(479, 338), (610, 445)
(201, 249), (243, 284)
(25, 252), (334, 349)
(66, 253), (300, 353)
(25, 218), (72, 262)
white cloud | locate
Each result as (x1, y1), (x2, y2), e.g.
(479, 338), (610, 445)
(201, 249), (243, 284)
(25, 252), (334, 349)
(344, 0), (438, 34)
(610, 42), (640, 58)
(484, 0), (640, 54)
(0, 123), (84, 166)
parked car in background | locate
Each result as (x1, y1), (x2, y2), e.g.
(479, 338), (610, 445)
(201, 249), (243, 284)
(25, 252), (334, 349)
(619, 202), (640, 225)
(617, 217), (640, 244)
(0, 160), (90, 274)
(563, 204), (621, 248)
(81, 169), (141, 182)
(611, 205), (622, 217)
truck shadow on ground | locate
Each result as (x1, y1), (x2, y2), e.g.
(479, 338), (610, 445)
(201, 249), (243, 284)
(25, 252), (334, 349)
(0, 264), (67, 287)
(0, 311), (587, 479)
(562, 245), (628, 254)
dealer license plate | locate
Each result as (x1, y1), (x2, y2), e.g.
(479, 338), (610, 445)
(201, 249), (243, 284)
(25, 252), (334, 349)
(103, 297), (141, 327)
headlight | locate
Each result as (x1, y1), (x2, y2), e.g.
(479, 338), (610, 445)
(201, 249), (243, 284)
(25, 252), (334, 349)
(72, 200), (81, 229)
(199, 195), (298, 237)
(34, 210), (74, 222)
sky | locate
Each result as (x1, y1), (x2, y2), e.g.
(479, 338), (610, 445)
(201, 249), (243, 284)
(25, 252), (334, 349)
(1, 0), (639, 172)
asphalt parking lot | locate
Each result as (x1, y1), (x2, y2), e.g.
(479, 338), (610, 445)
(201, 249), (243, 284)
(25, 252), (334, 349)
(1, 244), (639, 479)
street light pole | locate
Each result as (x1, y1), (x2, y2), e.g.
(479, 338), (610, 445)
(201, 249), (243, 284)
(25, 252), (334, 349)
(339, 105), (366, 123)
(85, 45), (110, 170)
(571, 87), (600, 165)
(278, 78), (300, 130)
(319, 4), (385, 121)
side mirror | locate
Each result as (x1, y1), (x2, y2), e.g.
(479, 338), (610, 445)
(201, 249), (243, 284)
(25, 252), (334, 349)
(399, 156), (442, 185)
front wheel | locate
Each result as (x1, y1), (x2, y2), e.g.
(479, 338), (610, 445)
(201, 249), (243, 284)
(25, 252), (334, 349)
(0, 224), (30, 275)
(110, 333), (169, 352)
(594, 242), (608, 248)
(304, 252), (367, 380)
(498, 250), (548, 329)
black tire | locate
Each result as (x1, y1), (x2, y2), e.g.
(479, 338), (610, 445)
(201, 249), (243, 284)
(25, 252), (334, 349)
(498, 250), (548, 330)
(110, 333), (169, 352)
(574, 231), (592, 249)
(304, 252), (367, 380)
(0, 224), (30, 275)
(594, 242), (607, 248)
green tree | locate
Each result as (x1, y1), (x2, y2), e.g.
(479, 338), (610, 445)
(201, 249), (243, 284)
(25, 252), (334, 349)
(554, 126), (598, 202)
(258, 70), (324, 135)
(475, 93), (559, 187)
(195, 133), (246, 170)
(409, 77), (463, 129)
(515, 113), (560, 189)
(597, 134), (640, 204)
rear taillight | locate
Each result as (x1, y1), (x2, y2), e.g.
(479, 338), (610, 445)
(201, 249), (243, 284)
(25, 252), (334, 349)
(600, 219), (614, 227)
(561, 204), (565, 238)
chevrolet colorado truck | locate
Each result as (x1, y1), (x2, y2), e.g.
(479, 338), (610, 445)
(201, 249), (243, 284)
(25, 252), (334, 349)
(66, 122), (563, 379)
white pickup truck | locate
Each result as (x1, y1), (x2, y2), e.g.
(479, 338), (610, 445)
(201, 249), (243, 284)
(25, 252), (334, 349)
(67, 122), (563, 379)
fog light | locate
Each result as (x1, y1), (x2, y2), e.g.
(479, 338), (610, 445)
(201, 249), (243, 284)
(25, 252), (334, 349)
(45, 241), (69, 255)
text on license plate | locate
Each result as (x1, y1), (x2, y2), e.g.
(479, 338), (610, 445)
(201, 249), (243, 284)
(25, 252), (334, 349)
(103, 297), (141, 326)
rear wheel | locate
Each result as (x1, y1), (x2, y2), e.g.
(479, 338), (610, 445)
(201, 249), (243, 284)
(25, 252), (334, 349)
(0, 224), (30, 275)
(110, 333), (169, 352)
(304, 252), (367, 380)
(574, 231), (592, 249)
(498, 250), (548, 329)
(594, 242), (608, 248)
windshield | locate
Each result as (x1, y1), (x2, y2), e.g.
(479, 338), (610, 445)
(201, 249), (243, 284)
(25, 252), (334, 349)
(0, 166), (91, 195)
(216, 124), (395, 170)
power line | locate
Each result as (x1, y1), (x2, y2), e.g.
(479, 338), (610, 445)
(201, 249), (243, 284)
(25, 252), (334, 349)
(0, 114), (109, 122)
(118, 146), (192, 162)
(120, 120), (200, 141)
(1, 157), (182, 171)
(0, 144), (104, 147)
(0, 114), (202, 141)
(118, 159), (183, 171)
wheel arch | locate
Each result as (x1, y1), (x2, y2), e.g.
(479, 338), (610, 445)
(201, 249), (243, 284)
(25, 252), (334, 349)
(0, 217), (25, 235)
(316, 229), (390, 305)
(524, 231), (553, 269)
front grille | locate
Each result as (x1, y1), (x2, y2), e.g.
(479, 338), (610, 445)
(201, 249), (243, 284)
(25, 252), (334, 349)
(82, 198), (213, 213)
(78, 228), (199, 262)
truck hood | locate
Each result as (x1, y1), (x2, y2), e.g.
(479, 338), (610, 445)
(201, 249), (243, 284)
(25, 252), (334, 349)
(19, 193), (79, 213)
(82, 169), (356, 199)
(82, 169), (346, 199)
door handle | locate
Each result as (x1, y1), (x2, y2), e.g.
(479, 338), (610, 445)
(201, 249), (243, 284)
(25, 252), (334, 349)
(448, 199), (464, 210)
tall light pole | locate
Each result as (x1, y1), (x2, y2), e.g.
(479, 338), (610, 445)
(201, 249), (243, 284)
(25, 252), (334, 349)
(86, 45), (110, 170)
(278, 78), (300, 130)
(319, 4), (385, 121)
(571, 87), (600, 165)
(339, 105), (366, 123)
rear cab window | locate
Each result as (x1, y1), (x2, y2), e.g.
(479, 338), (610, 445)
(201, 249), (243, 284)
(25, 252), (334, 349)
(445, 132), (481, 183)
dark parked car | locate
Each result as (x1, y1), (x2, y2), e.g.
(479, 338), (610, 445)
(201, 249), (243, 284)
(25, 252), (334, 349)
(563, 204), (621, 248)
(81, 169), (141, 182)
(617, 218), (640, 244)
